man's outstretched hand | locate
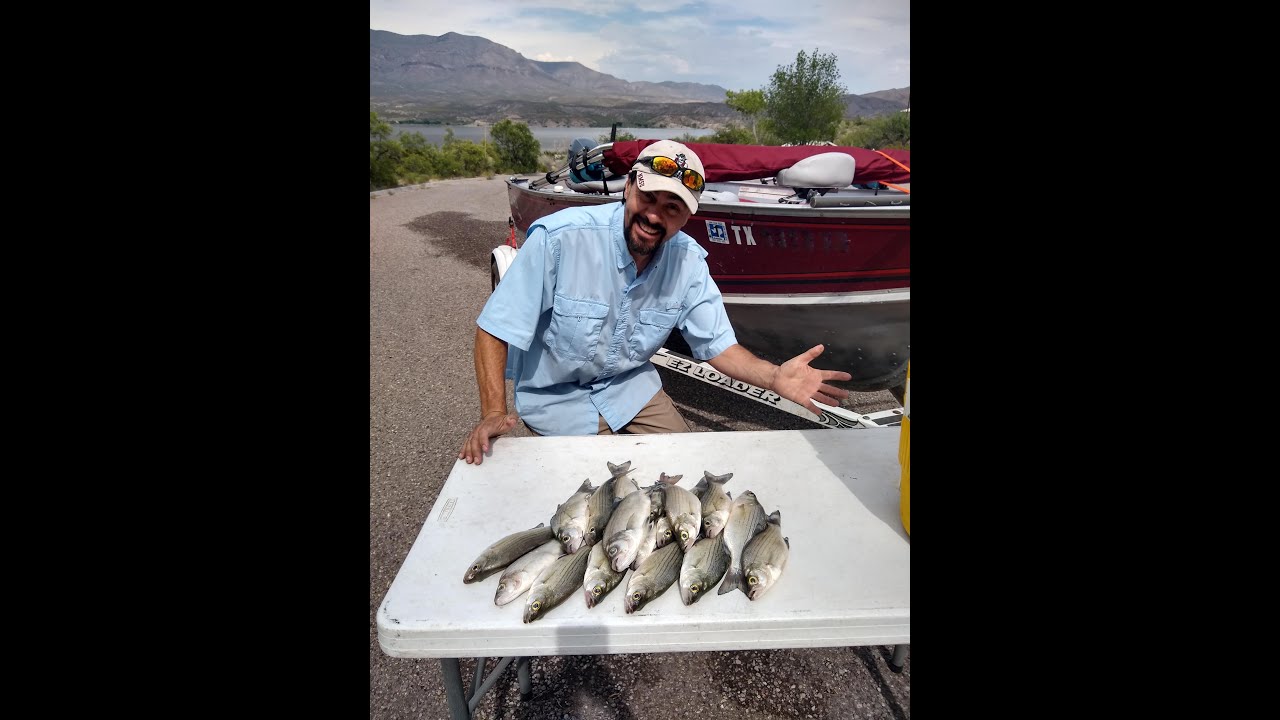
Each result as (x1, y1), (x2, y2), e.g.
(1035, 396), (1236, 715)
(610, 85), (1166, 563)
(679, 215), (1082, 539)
(459, 412), (519, 465)
(773, 344), (853, 416)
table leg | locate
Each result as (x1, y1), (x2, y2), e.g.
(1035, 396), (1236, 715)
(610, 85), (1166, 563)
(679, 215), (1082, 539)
(889, 644), (909, 673)
(517, 656), (532, 701)
(440, 657), (470, 720)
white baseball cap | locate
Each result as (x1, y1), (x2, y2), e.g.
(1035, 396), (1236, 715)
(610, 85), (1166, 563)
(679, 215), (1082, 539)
(631, 140), (705, 214)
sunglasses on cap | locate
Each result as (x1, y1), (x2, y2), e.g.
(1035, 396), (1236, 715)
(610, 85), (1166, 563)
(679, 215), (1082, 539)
(635, 155), (705, 193)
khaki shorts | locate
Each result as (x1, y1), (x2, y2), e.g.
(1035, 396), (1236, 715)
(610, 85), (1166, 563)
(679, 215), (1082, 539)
(527, 388), (690, 436)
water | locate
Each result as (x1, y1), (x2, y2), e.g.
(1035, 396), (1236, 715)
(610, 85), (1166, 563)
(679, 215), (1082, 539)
(388, 124), (715, 151)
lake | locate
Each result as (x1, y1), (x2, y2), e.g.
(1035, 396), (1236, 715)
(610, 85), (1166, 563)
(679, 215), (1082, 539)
(387, 124), (715, 151)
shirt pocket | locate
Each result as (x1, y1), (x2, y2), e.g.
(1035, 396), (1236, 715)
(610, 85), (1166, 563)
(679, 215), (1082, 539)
(544, 294), (610, 362)
(628, 307), (680, 361)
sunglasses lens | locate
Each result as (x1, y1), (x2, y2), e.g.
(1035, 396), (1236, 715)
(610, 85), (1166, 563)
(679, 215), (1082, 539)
(650, 156), (679, 175)
(683, 172), (703, 192)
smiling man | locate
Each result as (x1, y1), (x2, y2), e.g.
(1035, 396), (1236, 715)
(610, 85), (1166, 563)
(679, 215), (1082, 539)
(460, 140), (852, 464)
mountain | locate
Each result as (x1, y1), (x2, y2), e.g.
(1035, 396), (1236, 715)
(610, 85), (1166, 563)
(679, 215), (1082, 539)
(842, 88), (911, 119)
(370, 29), (909, 126)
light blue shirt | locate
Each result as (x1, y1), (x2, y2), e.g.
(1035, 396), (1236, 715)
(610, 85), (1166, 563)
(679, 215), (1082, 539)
(477, 202), (737, 435)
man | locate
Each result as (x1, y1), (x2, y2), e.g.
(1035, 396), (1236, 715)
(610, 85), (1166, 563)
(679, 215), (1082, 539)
(459, 140), (850, 464)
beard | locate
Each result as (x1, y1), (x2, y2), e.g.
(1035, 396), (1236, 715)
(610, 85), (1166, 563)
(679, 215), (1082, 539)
(625, 213), (669, 256)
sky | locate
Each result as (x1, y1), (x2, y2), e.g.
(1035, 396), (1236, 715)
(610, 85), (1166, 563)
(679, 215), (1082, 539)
(369, 0), (909, 96)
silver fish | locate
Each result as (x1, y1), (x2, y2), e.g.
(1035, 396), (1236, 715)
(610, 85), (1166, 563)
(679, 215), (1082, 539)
(623, 542), (683, 613)
(645, 472), (681, 521)
(652, 514), (675, 549)
(716, 492), (771, 595)
(697, 471), (734, 539)
(679, 535), (731, 605)
(660, 473), (702, 551)
(523, 544), (592, 623)
(550, 478), (594, 554)
(740, 512), (790, 601)
(463, 522), (555, 584)
(609, 457), (641, 503)
(631, 517), (659, 570)
(602, 488), (652, 572)
(495, 539), (564, 606)
(582, 541), (626, 608)
(585, 465), (634, 547)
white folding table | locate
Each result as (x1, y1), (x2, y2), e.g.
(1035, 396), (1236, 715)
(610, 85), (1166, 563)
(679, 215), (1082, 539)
(377, 428), (910, 719)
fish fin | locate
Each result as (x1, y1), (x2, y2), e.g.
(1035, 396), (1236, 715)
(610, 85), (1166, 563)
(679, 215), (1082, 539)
(535, 522), (546, 528)
(717, 569), (740, 595)
(577, 478), (594, 493)
(768, 510), (781, 525)
(726, 491), (732, 499)
(704, 471), (733, 484)
(784, 537), (790, 548)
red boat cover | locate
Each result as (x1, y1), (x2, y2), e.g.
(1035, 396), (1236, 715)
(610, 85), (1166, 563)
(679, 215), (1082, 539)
(603, 141), (910, 184)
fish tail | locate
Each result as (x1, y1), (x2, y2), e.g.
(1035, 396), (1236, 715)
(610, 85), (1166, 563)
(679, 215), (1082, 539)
(717, 569), (741, 595)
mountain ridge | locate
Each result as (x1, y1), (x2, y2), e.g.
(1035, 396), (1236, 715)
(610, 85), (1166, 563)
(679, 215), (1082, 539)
(370, 29), (908, 127)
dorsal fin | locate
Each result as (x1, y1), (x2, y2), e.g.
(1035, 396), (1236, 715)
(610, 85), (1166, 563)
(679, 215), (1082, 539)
(767, 510), (781, 525)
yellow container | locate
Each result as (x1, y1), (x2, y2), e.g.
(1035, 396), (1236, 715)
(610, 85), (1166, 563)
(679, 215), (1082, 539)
(898, 362), (910, 535)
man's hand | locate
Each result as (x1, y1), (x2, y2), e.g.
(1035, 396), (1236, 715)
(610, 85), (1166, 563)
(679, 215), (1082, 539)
(773, 344), (852, 416)
(459, 411), (519, 465)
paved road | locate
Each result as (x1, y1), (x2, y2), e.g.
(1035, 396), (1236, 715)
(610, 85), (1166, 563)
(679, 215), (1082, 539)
(370, 177), (910, 719)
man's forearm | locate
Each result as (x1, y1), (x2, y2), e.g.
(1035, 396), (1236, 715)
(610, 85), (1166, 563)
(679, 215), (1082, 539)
(705, 344), (779, 390)
(474, 326), (510, 417)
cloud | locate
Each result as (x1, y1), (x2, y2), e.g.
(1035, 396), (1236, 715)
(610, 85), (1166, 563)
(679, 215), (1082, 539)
(369, 0), (909, 94)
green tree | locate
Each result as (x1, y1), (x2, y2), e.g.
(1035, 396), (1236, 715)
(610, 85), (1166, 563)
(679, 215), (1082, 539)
(370, 111), (402, 190)
(725, 89), (766, 143)
(490, 119), (540, 172)
(836, 112), (910, 150)
(764, 49), (847, 144)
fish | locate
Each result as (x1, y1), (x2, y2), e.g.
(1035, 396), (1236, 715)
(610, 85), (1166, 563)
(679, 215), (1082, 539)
(651, 514), (675, 549)
(623, 542), (683, 613)
(550, 478), (594, 554)
(679, 535), (731, 605)
(582, 541), (626, 608)
(740, 511), (790, 601)
(602, 487), (652, 573)
(494, 539), (564, 606)
(585, 462), (639, 547)
(609, 458), (641, 502)
(716, 492), (771, 595)
(631, 517), (659, 570)
(644, 472), (681, 522)
(463, 522), (555, 584)
(523, 544), (593, 623)
(695, 471), (734, 539)
(659, 472), (702, 551)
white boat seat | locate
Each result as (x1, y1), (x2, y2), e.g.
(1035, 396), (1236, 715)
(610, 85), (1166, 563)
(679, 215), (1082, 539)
(775, 152), (856, 189)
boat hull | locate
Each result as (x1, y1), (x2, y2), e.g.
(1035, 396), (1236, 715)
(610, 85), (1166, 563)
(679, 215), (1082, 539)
(506, 178), (910, 392)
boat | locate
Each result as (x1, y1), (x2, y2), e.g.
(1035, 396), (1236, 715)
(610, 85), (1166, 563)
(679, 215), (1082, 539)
(497, 139), (910, 397)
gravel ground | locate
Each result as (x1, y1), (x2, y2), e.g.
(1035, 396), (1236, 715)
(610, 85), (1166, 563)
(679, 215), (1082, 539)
(370, 177), (909, 719)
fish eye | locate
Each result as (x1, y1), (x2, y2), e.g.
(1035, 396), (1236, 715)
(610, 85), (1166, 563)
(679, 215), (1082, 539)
(690, 584), (700, 593)
(531, 600), (541, 611)
(680, 530), (688, 541)
(592, 586), (603, 596)
(748, 576), (758, 585)
(664, 530), (672, 539)
(704, 519), (712, 527)
(632, 592), (641, 602)
(562, 534), (569, 542)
